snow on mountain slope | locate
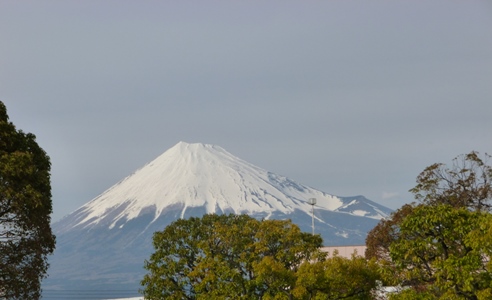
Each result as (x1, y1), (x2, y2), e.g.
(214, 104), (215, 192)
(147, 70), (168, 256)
(337, 195), (393, 219)
(59, 142), (351, 234)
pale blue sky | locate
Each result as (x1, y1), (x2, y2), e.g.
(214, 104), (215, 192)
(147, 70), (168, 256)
(1, 1), (491, 221)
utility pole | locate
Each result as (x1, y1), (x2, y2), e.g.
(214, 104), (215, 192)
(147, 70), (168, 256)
(308, 198), (317, 235)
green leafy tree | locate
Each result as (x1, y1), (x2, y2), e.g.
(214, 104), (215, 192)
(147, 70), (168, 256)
(0, 101), (56, 299)
(389, 288), (437, 300)
(293, 253), (381, 300)
(467, 213), (492, 299)
(141, 214), (323, 300)
(389, 204), (492, 299)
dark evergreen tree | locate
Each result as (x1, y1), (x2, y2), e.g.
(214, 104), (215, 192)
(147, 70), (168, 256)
(0, 101), (56, 299)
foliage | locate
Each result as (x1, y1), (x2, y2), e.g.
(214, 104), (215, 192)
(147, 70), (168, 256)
(389, 204), (491, 299)
(388, 288), (437, 300)
(293, 253), (381, 299)
(365, 203), (415, 261)
(0, 101), (56, 299)
(140, 214), (324, 299)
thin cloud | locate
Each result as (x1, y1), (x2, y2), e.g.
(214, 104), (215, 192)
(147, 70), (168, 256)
(382, 192), (400, 200)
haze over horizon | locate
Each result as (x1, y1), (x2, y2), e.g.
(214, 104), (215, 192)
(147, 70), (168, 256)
(1, 1), (491, 222)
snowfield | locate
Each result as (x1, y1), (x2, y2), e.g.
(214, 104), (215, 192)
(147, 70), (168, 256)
(67, 142), (347, 232)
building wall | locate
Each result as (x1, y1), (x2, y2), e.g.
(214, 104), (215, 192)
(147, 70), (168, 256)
(320, 245), (366, 259)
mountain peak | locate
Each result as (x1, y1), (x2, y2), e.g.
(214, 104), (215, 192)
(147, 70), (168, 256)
(170, 141), (220, 153)
(57, 142), (390, 236)
(161, 142), (247, 169)
(63, 142), (340, 232)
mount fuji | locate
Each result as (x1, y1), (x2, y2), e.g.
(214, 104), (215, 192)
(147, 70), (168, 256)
(43, 142), (392, 294)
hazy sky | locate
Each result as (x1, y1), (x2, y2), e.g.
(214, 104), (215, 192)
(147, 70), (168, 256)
(1, 1), (491, 222)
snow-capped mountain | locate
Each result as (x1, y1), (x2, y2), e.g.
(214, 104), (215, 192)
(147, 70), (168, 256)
(43, 142), (392, 294)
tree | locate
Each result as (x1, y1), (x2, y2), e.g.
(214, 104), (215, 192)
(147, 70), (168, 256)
(293, 253), (381, 300)
(365, 203), (415, 261)
(410, 151), (492, 211)
(366, 151), (492, 262)
(0, 101), (56, 299)
(389, 204), (492, 299)
(140, 214), (324, 300)
(364, 204), (417, 291)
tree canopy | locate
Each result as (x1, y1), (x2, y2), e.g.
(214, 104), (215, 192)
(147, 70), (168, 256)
(0, 101), (56, 299)
(141, 214), (323, 299)
(141, 214), (381, 299)
(294, 252), (380, 299)
(389, 204), (492, 299)
(410, 151), (492, 211)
